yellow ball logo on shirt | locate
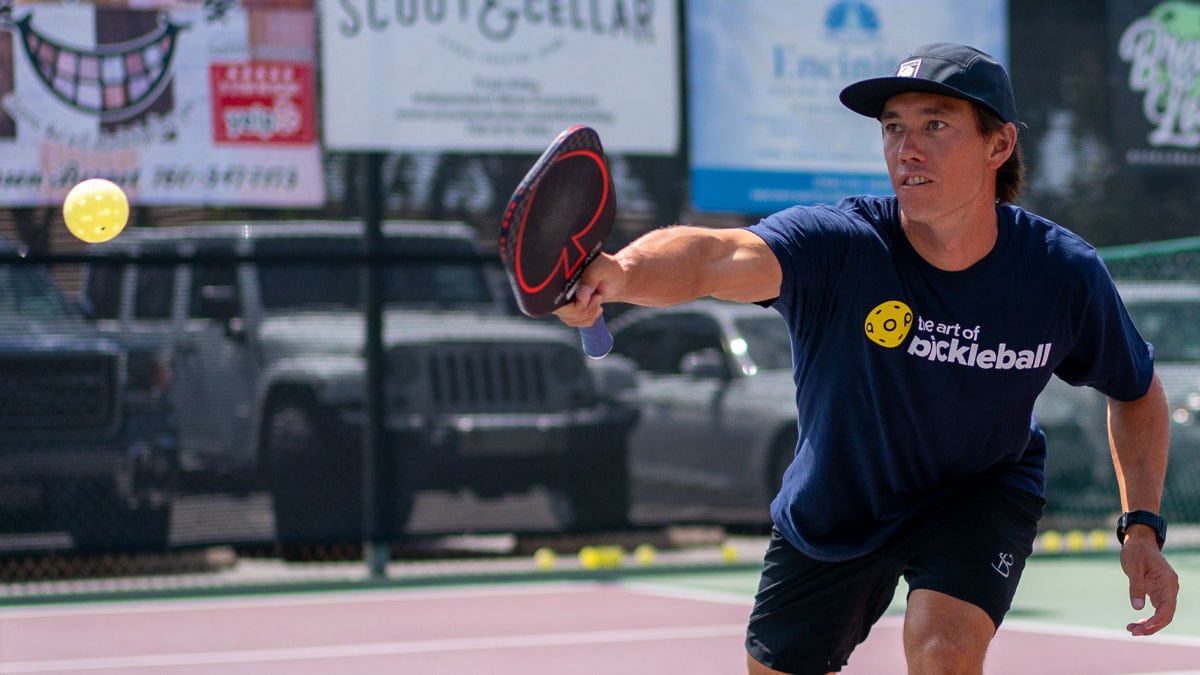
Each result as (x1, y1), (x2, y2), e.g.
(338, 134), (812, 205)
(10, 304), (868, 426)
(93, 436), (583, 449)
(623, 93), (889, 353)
(864, 301), (913, 348)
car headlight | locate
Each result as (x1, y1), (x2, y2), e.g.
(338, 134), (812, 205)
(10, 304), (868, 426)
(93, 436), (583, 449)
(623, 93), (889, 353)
(1172, 391), (1200, 426)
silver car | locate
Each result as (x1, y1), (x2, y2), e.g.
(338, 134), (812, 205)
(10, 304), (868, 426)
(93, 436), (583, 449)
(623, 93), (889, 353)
(611, 299), (796, 526)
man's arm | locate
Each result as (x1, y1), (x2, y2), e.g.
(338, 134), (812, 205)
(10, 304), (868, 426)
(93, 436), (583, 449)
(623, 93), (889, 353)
(555, 225), (781, 327)
(1107, 373), (1179, 636)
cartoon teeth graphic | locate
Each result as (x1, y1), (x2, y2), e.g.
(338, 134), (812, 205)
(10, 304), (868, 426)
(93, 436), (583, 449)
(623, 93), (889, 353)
(864, 300), (913, 348)
(6, 13), (187, 123)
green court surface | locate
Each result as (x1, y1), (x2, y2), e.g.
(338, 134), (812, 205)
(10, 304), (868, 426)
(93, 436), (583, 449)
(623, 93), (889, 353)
(646, 549), (1200, 637)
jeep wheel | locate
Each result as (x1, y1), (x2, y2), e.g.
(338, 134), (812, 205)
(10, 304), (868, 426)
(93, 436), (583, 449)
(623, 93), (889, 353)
(262, 391), (361, 547)
(560, 442), (631, 532)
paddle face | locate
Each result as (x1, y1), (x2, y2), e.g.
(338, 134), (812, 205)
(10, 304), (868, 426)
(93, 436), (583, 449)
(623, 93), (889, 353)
(499, 125), (616, 318)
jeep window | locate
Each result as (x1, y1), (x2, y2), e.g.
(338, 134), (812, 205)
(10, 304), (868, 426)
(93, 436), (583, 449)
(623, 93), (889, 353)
(254, 237), (492, 310)
(134, 263), (175, 320)
(85, 262), (124, 320)
(190, 259), (241, 320)
(0, 264), (77, 320)
(614, 314), (724, 374)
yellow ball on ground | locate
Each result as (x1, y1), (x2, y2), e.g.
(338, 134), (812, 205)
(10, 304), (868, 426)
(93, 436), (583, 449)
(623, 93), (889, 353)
(63, 178), (129, 243)
(1040, 531), (1063, 553)
(1087, 528), (1110, 551)
(1065, 530), (1087, 552)
(578, 546), (602, 570)
(600, 546), (625, 568)
(533, 547), (557, 571)
(634, 543), (657, 566)
(721, 542), (739, 563)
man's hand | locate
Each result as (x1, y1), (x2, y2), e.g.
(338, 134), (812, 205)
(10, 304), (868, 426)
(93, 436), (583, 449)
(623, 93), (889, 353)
(1120, 528), (1179, 636)
(554, 253), (621, 328)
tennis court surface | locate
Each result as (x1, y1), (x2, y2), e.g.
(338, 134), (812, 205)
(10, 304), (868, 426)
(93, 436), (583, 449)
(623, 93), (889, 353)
(2, 540), (1198, 674)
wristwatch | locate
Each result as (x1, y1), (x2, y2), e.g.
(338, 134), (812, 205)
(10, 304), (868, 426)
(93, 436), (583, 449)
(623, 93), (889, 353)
(1116, 510), (1167, 549)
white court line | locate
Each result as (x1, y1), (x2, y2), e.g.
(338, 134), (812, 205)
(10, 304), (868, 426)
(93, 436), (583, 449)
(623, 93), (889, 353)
(620, 582), (1200, 648)
(0, 581), (600, 619)
(0, 623), (747, 673)
(1002, 619), (1200, 649)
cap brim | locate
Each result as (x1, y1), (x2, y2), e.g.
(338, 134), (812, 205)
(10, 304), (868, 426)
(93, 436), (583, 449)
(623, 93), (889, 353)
(839, 77), (995, 120)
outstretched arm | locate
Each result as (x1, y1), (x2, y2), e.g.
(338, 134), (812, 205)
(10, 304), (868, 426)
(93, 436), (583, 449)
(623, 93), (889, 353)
(1108, 373), (1179, 636)
(555, 225), (782, 327)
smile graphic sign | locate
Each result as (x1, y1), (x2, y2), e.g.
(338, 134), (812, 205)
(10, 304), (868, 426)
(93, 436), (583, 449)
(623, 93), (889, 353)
(0, 1), (324, 206)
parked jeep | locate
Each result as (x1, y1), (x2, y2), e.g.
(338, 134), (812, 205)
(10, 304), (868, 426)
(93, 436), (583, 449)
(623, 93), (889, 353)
(83, 221), (638, 544)
(0, 240), (178, 552)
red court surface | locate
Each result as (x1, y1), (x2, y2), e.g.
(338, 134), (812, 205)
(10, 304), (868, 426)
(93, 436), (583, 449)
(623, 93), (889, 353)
(2, 580), (1199, 674)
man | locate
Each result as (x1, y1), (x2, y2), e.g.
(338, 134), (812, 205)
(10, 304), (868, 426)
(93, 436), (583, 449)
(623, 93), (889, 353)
(555, 43), (1179, 674)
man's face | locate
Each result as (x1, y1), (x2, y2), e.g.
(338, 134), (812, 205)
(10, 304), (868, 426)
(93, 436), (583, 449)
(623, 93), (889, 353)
(879, 92), (1004, 227)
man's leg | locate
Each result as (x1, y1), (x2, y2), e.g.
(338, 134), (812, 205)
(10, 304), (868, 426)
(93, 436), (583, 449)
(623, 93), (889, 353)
(903, 589), (995, 674)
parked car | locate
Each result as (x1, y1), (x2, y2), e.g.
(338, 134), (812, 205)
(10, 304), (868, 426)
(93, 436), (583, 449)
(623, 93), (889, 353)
(610, 299), (796, 526)
(82, 221), (639, 544)
(0, 240), (178, 552)
(1035, 281), (1200, 520)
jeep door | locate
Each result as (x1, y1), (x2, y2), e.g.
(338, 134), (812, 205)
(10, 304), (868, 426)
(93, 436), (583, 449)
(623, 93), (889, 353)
(173, 242), (259, 476)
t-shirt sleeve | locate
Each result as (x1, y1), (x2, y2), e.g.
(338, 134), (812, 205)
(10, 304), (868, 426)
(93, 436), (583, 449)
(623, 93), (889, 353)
(746, 203), (855, 314)
(1053, 260), (1155, 402)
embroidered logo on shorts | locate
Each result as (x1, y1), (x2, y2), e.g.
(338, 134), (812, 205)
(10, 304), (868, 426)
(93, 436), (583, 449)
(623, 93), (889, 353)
(991, 552), (1015, 578)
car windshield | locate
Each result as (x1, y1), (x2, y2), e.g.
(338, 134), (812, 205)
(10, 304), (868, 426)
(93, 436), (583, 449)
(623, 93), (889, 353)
(733, 315), (793, 370)
(255, 237), (494, 311)
(1127, 301), (1200, 363)
(0, 264), (78, 321)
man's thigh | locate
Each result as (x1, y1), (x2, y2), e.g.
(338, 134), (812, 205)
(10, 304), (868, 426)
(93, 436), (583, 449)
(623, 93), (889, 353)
(745, 530), (901, 674)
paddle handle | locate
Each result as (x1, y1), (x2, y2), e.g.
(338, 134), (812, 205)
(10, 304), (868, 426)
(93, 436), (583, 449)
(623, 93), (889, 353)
(580, 315), (613, 359)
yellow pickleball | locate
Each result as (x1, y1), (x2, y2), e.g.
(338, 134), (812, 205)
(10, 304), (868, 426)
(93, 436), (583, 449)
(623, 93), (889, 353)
(63, 178), (129, 243)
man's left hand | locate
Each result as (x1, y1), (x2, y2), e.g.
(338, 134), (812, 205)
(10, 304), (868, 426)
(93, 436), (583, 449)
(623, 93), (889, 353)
(1121, 530), (1179, 636)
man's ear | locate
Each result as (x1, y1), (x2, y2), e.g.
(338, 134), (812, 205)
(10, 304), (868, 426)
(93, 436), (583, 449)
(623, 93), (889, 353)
(989, 123), (1018, 169)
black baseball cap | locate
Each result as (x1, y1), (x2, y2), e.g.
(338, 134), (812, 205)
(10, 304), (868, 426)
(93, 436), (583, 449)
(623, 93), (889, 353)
(839, 43), (1018, 123)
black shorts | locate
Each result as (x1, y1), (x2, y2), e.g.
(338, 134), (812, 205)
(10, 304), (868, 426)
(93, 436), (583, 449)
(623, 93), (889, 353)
(744, 475), (1045, 674)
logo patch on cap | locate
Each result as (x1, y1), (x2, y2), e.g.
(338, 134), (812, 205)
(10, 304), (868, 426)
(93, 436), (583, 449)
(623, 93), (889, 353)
(896, 58), (922, 78)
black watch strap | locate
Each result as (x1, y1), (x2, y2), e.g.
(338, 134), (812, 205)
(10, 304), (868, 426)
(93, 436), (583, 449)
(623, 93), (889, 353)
(1116, 510), (1167, 549)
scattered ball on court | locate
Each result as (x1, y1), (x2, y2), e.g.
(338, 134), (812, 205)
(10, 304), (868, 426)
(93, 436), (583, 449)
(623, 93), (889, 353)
(721, 543), (739, 563)
(599, 545), (625, 568)
(578, 546), (602, 570)
(1065, 530), (1087, 552)
(634, 543), (657, 566)
(533, 547), (557, 571)
(1040, 531), (1063, 553)
(1087, 528), (1110, 551)
(63, 178), (129, 243)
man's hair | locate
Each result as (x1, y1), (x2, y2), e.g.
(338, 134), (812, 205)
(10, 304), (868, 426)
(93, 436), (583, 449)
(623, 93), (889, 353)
(975, 104), (1025, 204)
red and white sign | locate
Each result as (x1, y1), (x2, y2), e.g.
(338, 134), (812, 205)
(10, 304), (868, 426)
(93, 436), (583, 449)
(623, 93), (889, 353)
(210, 62), (316, 145)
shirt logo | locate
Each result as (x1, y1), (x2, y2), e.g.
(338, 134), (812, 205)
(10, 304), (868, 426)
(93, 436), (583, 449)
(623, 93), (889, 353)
(864, 301), (913, 348)
(897, 58), (922, 78)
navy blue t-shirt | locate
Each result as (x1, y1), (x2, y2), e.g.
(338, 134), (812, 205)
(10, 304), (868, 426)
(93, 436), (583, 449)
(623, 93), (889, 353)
(749, 195), (1154, 561)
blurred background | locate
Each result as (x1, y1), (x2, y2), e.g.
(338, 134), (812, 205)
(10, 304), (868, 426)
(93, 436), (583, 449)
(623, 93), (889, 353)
(1, 0), (1198, 583)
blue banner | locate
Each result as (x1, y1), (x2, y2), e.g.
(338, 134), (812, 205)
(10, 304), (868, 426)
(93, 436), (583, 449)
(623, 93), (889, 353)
(687, 0), (1008, 213)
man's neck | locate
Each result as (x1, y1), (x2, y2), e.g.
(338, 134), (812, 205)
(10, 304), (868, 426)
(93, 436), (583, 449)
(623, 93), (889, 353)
(901, 208), (999, 272)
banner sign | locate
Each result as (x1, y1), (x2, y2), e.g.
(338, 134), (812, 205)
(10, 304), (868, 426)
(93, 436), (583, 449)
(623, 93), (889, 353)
(319, 0), (680, 154)
(687, 0), (1007, 213)
(0, 1), (324, 207)
(1111, 0), (1200, 168)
